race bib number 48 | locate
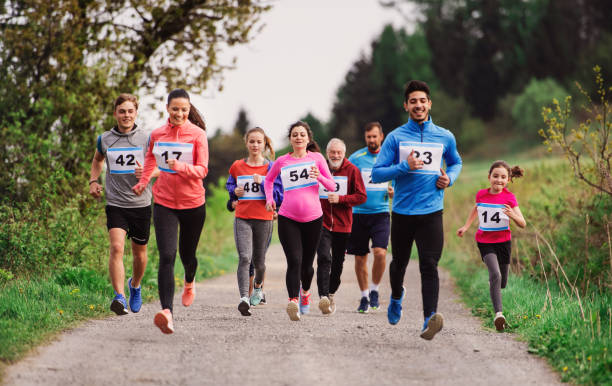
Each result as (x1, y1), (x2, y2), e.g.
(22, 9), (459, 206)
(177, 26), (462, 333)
(319, 176), (348, 199)
(237, 175), (266, 200)
(477, 203), (510, 231)
(153, 142), (194, 173)
(107, 147), (144, 174)
(280, 161), (317, 191)
(399, 141), (444, 174)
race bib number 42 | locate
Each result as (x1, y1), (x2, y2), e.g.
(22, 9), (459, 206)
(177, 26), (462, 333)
(107, 147), (144, 174)
(319, 176), (348, 199)
(237, 175), (266, 200)
(153, 142), (194, 173)
(280, 161), (317, 191)
(477, 203), (510, 231)
(399, 141), (444, 174)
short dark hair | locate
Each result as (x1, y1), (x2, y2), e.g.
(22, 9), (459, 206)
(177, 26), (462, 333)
(404, 80), (430, 102)
(114, 93), (138, 111)
(364, 121), (383, 134)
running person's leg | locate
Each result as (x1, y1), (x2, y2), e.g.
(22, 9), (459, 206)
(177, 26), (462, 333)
(234, 217), (254, 315)
(388, 212), (416, 324)
(483, 253), (502, 313)
(316, 227), (333, 298)
(328, 232), (350, 295)
(126, 205), (150, 313)
(349, 214), (374, 312)
(177, 203), (206, 307)
(153, 204), (180, 314)
(277, 215), (302, 321)
(105, 205), (131, 315)
(249, 219), (272, 306)
(298, 216), (323, 314)
(369, 213), (390, 310)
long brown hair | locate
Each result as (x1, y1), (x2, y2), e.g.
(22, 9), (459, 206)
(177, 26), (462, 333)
(167, 88), (206, 131)
(489, 160), (524, 182)
(245, 127), (275, 160)
(288, 120), (321, 153)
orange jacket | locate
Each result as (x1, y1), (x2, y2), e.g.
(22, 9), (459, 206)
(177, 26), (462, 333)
(137, 120), (209, 209)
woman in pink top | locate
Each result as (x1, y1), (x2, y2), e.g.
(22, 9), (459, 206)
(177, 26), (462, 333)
(133, 89), (209, 334)
(264, 121), (336, 321)
(456, 160), (526, 331)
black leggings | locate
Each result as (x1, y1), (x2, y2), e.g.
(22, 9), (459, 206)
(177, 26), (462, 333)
(316, 228), (350, 297)
(154, 203), (206, 312)
(277, 215), (323, 299)
(389, 210), (443, 318)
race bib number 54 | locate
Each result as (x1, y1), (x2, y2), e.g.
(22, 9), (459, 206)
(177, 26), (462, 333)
(281, 161), (317, 191)
(399, 141), (444, 174)
(477, 203), (510, 231)
(153, 142), (194, 173)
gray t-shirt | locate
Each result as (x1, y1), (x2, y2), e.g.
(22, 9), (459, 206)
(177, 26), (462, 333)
(97, 126), (152, 208)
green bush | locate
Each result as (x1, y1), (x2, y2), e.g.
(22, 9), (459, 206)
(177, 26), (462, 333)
(512, 78), (569, 139)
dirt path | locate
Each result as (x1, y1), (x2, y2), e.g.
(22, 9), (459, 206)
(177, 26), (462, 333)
(5, 244), (561, 385)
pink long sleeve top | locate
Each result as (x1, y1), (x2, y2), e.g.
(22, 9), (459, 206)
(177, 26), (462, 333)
(264, 151), (335, 223)
(136, 119), (209, 209)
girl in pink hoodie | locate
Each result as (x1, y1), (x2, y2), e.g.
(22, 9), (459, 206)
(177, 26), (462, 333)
(133, 89), (208, 334)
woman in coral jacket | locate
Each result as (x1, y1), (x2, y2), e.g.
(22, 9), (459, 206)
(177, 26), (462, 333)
(133, 88), (208, 334)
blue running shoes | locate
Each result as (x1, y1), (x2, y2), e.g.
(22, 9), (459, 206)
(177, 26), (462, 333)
(128, 277), (142, 313)
(420, 311), (444, 340)
(357, 296), (369, 313)
(387, 287), (405, 325)
(369, 290), (380, 310)
(110, 293), (128, 315)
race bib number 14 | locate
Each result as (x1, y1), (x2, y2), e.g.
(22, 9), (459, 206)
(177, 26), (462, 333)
(281, 161), (317, 191)
(399, 141), (444, 174)
(477, 203), (510, 231)
(153, 142), (194, 173)
(107, 147), (144, 174)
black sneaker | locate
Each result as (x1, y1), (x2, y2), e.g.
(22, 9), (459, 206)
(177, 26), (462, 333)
(238, 298), (251, 316)
(357, 296), (369, 313)
(369, 290), (380, 310)
(110, 293), (128, 315)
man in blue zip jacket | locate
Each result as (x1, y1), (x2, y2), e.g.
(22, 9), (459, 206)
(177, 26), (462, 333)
(372, 80), (462, 340)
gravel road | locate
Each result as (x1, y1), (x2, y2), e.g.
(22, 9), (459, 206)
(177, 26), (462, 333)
(4, 244), (561, 385)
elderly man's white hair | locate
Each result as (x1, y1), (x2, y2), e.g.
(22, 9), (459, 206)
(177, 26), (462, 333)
(326, 138), (346, 153)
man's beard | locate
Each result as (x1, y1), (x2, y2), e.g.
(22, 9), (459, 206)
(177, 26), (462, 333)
(329, 159), (342, 169)
(367, 143), (379, 152)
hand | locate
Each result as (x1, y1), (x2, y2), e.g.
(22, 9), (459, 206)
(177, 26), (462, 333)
(132, 183), (145, 196)
(327, 193), (339, 204)
(265, 201), (276, 212)
(167, 159), (177, 170)
(309, 165), (319, 179)
(436, 168), (450, 189)
(235, 186), (245, 197)
(456, 226), (468, 237)
(387, 185), (394, 199)
(502, 204), (516, 220)
(407, 150), (424, 170)
(253, 174), (262, 184)
(273, 211), (278, 220)
(135, 160), (143, 179)
(231, 200), (238, 209)
(89, 182), (103, 198)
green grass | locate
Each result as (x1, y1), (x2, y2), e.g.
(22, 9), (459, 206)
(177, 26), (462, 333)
(443, 154), (612, 385)
(0, 181), (237, 370)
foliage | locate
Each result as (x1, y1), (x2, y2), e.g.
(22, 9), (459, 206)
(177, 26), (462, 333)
(0, 0), (270, 202)
(512, 77), (569, 139)
(540, 66), (612, 197)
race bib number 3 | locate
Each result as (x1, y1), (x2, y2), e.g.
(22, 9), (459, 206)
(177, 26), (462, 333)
(477, 203), (510, 231)
(153, 142), (194, 173)
(361, 168), (387, 191)
(237, 175), (266, 200)
(399, 141), (444, 174)
(107, 147), (144, 174)
(281, 161), (317, 191)
(319, 176), (348, 199)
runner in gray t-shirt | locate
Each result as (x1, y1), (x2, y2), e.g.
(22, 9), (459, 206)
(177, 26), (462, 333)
(88, 93), (158, 315)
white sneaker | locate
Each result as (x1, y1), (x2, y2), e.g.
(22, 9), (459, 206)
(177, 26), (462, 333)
(329, 293), (336, 315)
(318, 296), (331, 315)
(494, 312), (506, 331)
(287, 299), (300, 321)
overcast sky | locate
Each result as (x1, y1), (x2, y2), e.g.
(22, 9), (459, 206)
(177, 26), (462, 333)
(141, 1), (412, 148)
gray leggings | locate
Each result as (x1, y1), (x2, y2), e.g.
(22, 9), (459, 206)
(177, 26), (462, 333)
(483, 253), (509, 313)
(234, 218), (273, 298)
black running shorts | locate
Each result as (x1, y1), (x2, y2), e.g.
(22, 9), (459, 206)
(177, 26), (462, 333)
(346, 212), (390, 255)
(105, 205), (152, 245)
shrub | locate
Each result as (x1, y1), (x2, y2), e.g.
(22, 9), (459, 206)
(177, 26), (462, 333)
(513, 78), (569, 139)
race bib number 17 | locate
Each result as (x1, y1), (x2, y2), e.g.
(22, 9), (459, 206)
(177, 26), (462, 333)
(153, 142), (194, 173)
(477, 203), (510, 231)
(107, 147), (144, 174)
(399, 141), (444, 174)
(281, 161), (317, 191)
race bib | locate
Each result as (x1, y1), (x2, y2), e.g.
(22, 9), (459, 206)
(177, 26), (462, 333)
(153, 142), (194, 173)
(319, 176), (348, 199)
(280, 161), (317, 191)
(477, 203), (510, 231)
(399, 141), (444, 174)
(106, 147), (144, 174)
(237, 175), (266, 200)
(361, 168), (388, 191)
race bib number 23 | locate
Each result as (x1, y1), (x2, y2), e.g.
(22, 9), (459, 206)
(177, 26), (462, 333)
(399, 141), (444, 174)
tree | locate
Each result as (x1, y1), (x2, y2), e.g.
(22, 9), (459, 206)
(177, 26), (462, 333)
(233, 108), (250, 137)
(0, 0), (270, 201)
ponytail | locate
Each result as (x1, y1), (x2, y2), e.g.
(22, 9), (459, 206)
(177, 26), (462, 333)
(188, 103), (206, 131)
(306, 141), (321, 153)
(510, 165), (524, 181)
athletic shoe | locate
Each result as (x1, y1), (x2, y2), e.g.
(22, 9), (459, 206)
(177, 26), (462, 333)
(238, 297), (251, 316)
(369, 290), (380, 310)
(328, 293), (336, 315)
(154, 309), (174, 334)
(357, 296), (369, 313)
(494, 312), (506, 331)
(420, 312), (444, 340)
(259, 292), (267, 305)
(182, 280), (195, 307)
(299, 289), (311, 315)
(110, 293), (128, 315)
(318, 296), (331, 315)
(250, 286), (263, 306)
(387, 287), (405, 325)
(287, 298), (300, 321)
(127, 277), (142, 313)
